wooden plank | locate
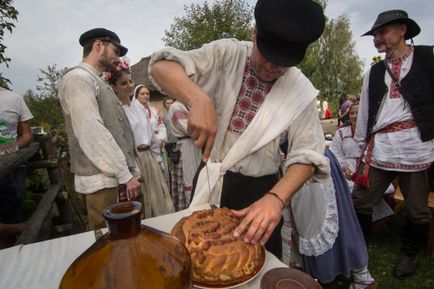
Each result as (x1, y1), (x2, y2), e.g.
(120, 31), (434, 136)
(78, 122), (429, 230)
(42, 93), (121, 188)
(16, 184), (61, 245)
(0, 142), (40, 179)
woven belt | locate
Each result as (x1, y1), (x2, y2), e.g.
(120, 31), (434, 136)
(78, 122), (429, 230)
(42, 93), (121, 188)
(352, 119), (417, 187)
(137, 145), (150, 152)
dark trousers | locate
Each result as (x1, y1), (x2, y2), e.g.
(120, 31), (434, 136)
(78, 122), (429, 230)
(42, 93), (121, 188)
(0, 166), (27, 224)
(353, 166), (432, 224)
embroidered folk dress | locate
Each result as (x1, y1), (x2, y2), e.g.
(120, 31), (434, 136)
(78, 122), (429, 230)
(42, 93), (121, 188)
(123, 99), (175, 217)
(167, 101), (202, 210)
(301, 149), (369, 283)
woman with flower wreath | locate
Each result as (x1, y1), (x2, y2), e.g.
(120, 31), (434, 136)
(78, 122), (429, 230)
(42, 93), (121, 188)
(106, 60), (175, 217)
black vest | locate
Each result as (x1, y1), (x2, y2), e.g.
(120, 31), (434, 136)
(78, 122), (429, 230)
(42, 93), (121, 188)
(367, 45), (434, 142)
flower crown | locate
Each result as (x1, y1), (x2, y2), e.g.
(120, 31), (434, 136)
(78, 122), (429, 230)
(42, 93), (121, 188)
(103, 59), (130, 82)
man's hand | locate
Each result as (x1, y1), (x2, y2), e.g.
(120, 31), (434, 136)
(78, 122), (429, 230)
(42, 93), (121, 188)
(187, 96), (217, 161)
(151, 60), (217, 161)
(126, 177), (142, 200)
(342, 165), (353, 180)
(231, 194), (283, 246)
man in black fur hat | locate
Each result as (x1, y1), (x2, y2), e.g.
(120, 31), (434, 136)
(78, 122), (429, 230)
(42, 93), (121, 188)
(150, 0), (330, 259)
(352, 9), (434, 277)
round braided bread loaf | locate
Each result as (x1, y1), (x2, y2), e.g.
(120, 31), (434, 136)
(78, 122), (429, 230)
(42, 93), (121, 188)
(171, 208), (264, 287)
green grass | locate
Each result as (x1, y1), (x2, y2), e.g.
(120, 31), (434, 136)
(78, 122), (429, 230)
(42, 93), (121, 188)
(324, 214), (434, 289)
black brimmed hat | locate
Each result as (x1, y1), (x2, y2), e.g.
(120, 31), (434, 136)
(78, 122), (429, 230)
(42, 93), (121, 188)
(254, 0), (325, 67)
(362, 9), (420, 40)
(79, 28), (128, 56)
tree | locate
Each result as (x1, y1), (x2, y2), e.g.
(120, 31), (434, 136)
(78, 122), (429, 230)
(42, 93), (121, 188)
(300, 14), (363, 112)
(36, 64), (67, 98)
(163, 0), (253, 50)
(0, 0), (18, 88)
(25, 64), (67, 129)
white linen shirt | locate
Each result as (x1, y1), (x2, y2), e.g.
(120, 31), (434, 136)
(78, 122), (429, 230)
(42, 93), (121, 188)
(57, 63), (138, 194)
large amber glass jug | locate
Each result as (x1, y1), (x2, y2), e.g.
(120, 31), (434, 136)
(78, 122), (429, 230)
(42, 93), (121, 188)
(59, 201), (192, 289)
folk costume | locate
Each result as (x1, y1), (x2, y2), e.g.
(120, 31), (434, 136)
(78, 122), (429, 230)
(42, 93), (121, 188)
(354, 9), (434, 277)
(122, 99), (175, 218)
(150, 39), (330, 258)
(293, 149), (375, 288)
(167, 101), (202, 211)
(58, 63), (140, 229)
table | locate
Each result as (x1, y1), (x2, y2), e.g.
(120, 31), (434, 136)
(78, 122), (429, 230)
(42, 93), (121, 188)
(0, 204), (287, 289)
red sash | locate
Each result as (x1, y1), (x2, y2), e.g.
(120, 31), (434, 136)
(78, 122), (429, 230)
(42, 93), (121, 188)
(351, 120), (417, 187)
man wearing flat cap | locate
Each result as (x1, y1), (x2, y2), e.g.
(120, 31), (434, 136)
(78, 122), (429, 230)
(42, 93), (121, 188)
(58, 28), (141, 230)
(150, 0), (330, 259)
(352, 10), (434, 277)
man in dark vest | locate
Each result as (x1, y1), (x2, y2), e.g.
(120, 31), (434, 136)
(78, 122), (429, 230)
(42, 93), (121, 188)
(352, 10), (434, 277)
(58, 28), (142, 230)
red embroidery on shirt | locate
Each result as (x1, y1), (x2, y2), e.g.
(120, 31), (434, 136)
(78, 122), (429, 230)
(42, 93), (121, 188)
(171, 111), (188, 125)
(386, 46), (413, 99)
(389, 58), (402, 99)
(228, 58), (275, 134)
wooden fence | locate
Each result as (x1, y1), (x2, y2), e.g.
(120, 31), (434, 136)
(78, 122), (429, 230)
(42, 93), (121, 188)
(0, 136), (74, 245)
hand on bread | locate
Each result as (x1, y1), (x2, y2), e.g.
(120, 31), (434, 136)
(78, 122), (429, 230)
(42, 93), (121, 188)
(231, 195), (282, 246)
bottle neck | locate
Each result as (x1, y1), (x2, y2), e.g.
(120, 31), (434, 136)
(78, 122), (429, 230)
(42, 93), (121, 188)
(103, 201), (142, 239)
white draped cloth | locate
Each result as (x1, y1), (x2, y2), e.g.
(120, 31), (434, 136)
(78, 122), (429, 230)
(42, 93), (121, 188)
(189, 67), (326, 207)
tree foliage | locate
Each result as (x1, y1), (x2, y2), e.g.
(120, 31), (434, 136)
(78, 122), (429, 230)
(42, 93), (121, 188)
(300, 14), (363, 112)
(25, 64), (67, 129)
(162, 0), (362, 115)
(36, 64), (67, 99)
(0, 0), (18, 88)
(163, 0), (253, 50)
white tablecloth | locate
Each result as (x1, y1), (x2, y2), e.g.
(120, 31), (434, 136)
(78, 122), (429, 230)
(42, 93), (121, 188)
(0, 204), (287, 289)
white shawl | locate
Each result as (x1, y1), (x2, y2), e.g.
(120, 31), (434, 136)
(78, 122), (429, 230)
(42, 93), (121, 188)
(190, 67), (318, 207)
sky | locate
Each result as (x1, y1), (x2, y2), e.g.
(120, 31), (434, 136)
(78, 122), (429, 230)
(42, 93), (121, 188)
(1, 0), (433, 96)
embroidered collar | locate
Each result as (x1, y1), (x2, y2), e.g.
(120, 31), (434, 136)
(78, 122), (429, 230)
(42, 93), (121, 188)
(386, 46), (414, 64)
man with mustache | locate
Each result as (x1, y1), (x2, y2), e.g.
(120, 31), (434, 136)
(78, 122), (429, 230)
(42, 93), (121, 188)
(150, 0), (330, 259)
(352, 10), (434, 277)
(58, 28), (141, 230)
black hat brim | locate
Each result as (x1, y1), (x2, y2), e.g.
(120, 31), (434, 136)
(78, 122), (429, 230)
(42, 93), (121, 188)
(118, 45), (128, 57)
(362, 18), (420, 40)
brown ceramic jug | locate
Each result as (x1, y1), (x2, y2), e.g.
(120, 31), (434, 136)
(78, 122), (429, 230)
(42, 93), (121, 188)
(59, 201), (192, 289)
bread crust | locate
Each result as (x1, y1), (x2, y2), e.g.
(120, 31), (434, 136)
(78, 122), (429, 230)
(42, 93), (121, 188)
(171, 208), (264, 287)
